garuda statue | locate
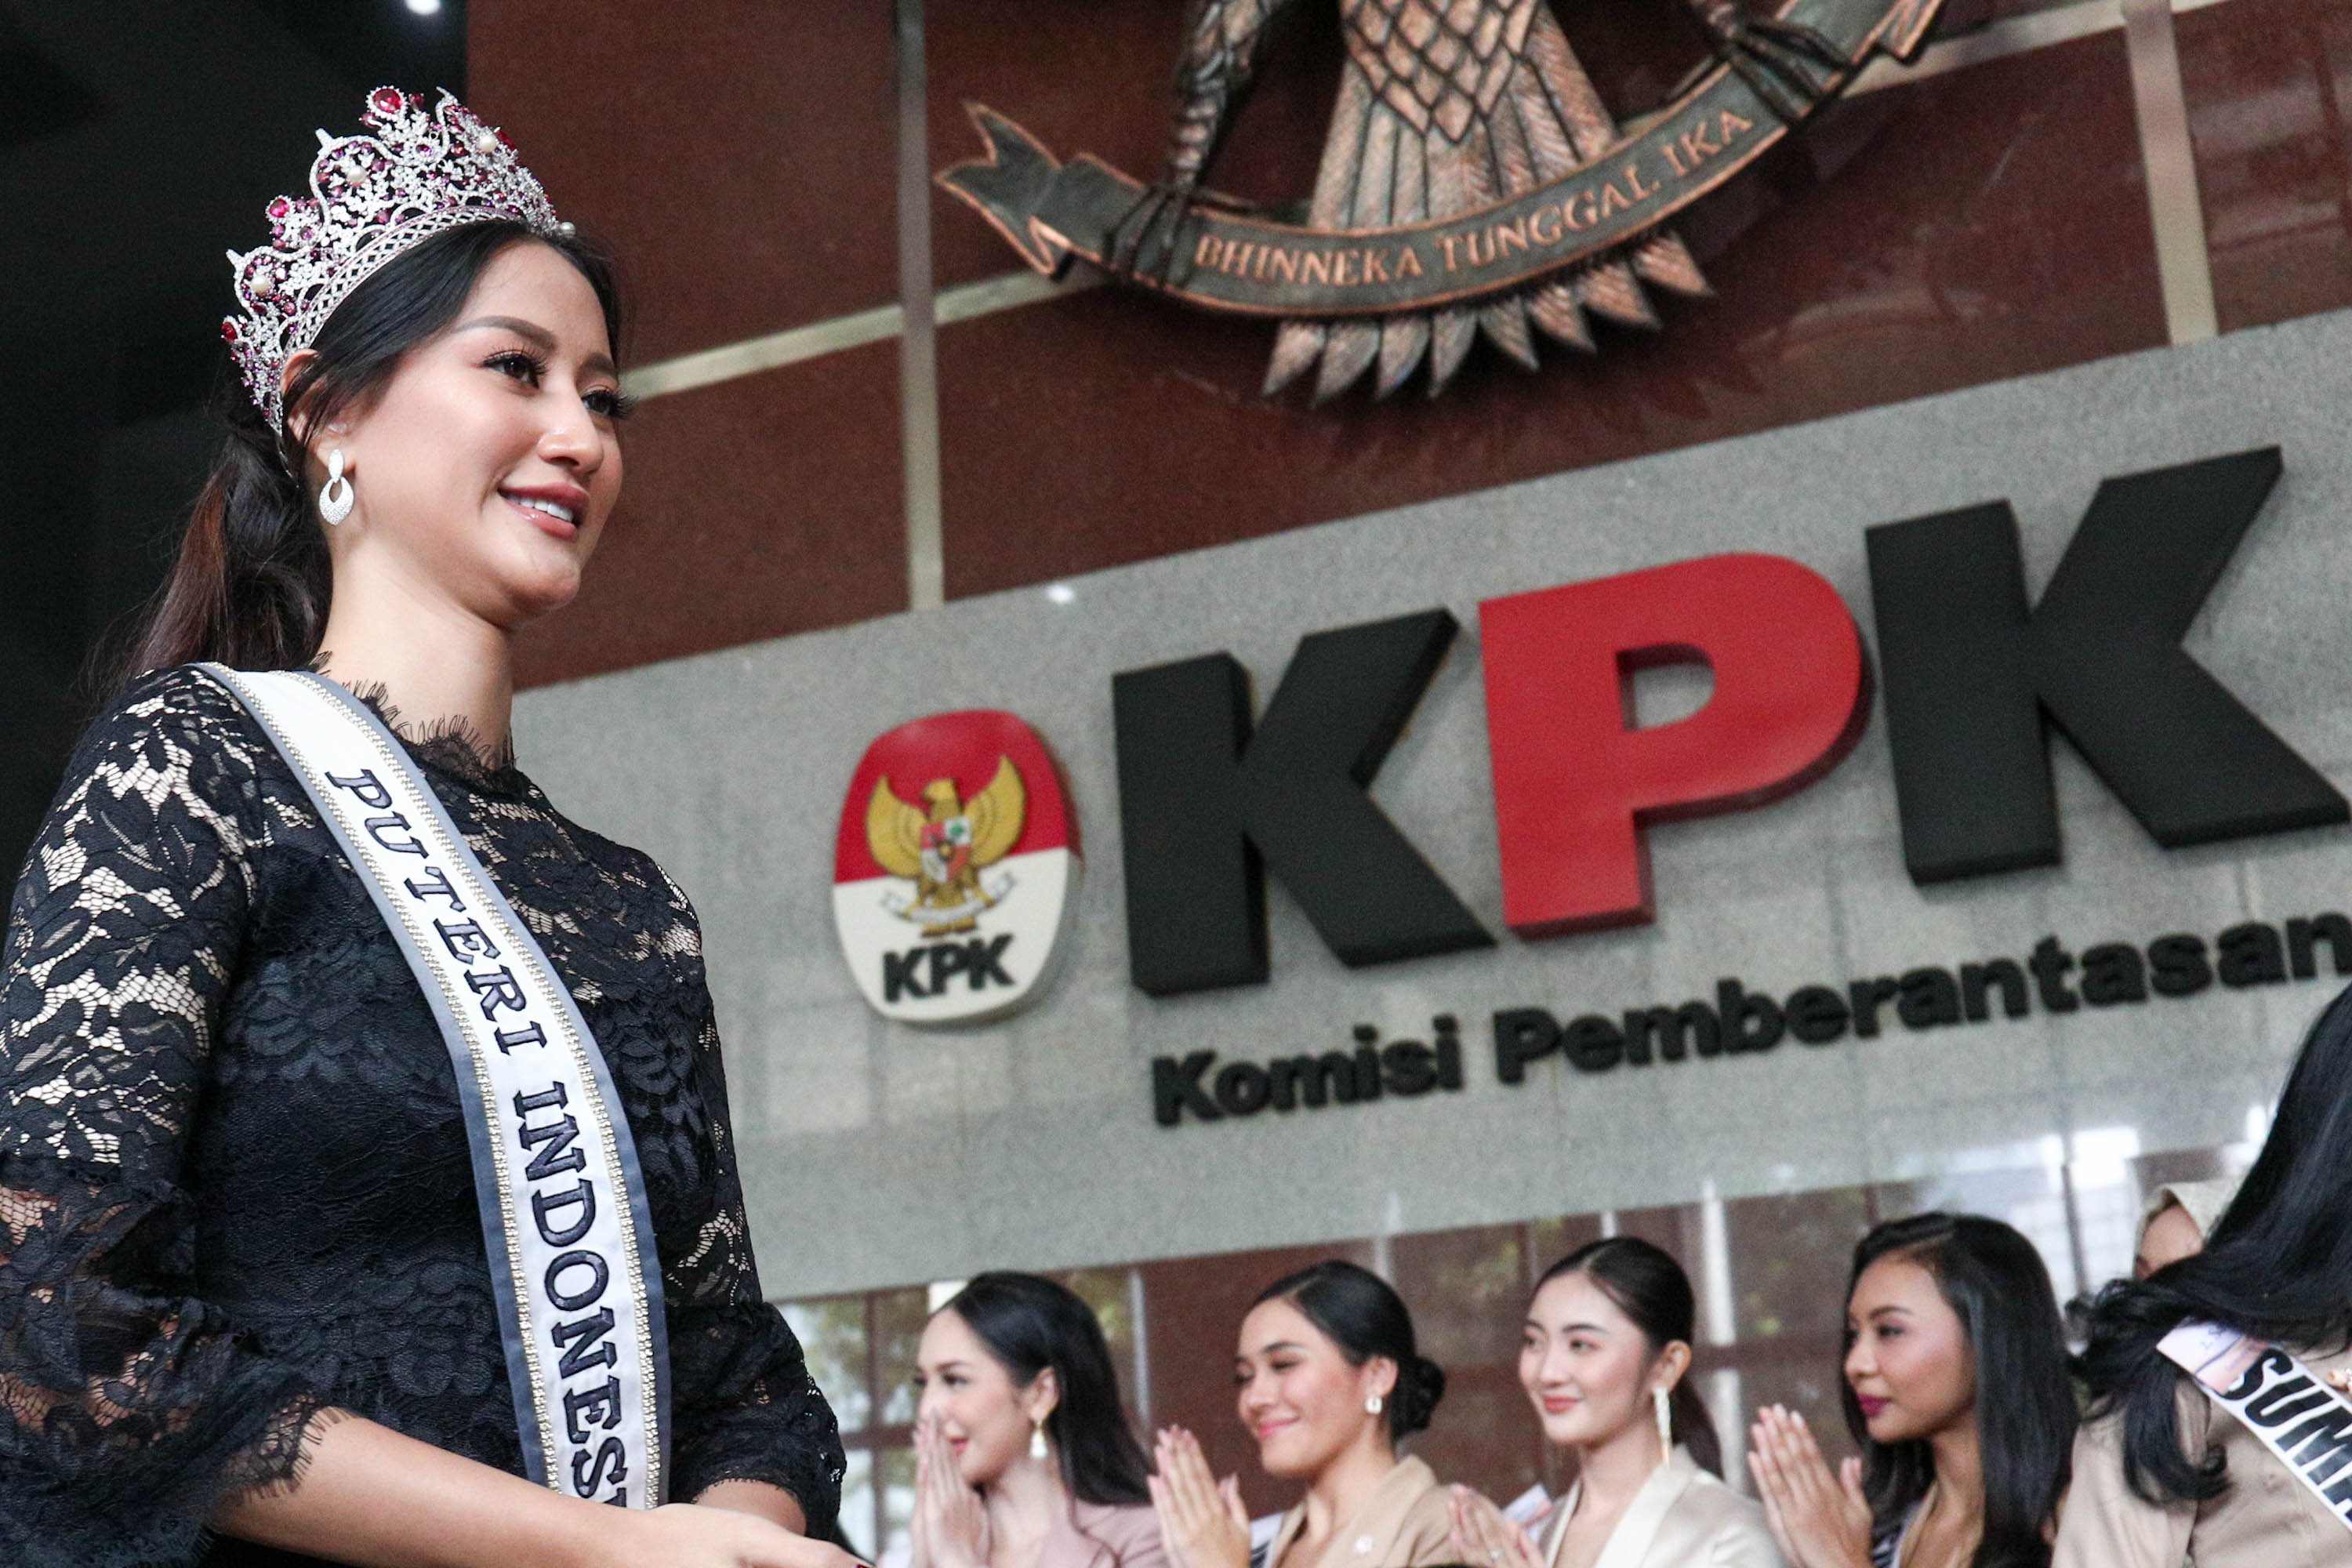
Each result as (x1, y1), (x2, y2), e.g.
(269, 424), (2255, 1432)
(941, 0), (1944, 399)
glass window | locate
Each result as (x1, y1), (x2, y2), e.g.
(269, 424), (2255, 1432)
(786, 1295), (873, 1432)
(877, 1444), (916, 1568)
(837, 1449), (876, 1559)
(875, 1287), (931, 1426)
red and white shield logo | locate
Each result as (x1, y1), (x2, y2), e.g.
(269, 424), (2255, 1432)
(832, 711), (1080, 1024)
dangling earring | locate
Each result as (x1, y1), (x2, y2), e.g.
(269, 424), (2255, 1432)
(318, 448), (354, 526)
(1365, 1393), (1384, 1416)
(1029, 1417), (1048, 1461)
(1653, 1387), (1673, 1458)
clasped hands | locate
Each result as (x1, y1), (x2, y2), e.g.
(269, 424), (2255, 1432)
(911, 1415), (994, 1568)
(1445, 1485), (1544, 1568)
(1747, 1404), (1874, 1568)
(1149, 1427), (1252, 1568)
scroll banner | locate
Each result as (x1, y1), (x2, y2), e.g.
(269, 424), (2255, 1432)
(940, 0), (1939, 318)
(201, 667), (670, 1508)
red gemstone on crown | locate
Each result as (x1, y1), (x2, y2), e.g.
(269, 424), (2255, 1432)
(221, 320), (238, 342)
(267, 196), (290, 219)
(371, 88), (405, 116)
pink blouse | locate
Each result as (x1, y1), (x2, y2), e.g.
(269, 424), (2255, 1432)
(1040, 1500), (1171, 1568)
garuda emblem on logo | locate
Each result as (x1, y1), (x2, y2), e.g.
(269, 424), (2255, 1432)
(833, 711), (1080, 1025)
(865, 759), (1027, 937)
(939, 0), (1946, 400)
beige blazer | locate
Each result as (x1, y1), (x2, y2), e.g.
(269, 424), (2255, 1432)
(1040, 1500), (1171, 1568)
(1265, 1457), (1457, 1568)
(2053, 1340), (2352, 1567)
(1534, 1448), (1783, 1568)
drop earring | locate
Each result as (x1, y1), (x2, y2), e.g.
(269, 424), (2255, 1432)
(318, 448), (354, 525)
(1365, 1393), (1384, 1416)
(1029, 1417), (1048, 1461)
(1653, 1387), (1673, 1458)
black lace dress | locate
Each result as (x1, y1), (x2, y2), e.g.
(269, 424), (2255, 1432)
(0, 666), (844, 1568)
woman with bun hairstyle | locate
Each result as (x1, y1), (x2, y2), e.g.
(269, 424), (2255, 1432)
(1152, 1260), (1457, 1568)
(911, 1272), (1167, 1568)
(1449, 1237), (1780, 1568)
(1748, 1213), (2073, 1568)
(2059, 985), (2352, 1566)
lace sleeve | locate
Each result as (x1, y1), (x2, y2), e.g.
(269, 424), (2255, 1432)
(655, 877), (846, 1521)
(0, 670), (329, 1568)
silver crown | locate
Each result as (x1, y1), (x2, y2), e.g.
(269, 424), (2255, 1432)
(223, 87), (573, 428)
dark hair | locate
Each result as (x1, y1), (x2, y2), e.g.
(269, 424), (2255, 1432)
(1845, 1213), (2073, 1568)
(2075, 982), (2352, 1505)
(1533, 1237), (1722, 1475)
(942, 1272), (1152, 1508)
(115, 218), (622, 684)
(1252, 1260), (1445, 1440)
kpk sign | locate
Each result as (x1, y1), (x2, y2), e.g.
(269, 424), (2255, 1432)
(832, 712), (1080, 1025)
(1114, 448), (2345, 993)
(833, 448), (2350, 1022)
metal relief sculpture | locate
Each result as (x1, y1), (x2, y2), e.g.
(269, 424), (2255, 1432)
(939, 0), (1947, 398)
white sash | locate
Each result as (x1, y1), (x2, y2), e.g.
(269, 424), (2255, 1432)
(201, 666), (669, 1506)
(2160, 1319), (2352, 1530)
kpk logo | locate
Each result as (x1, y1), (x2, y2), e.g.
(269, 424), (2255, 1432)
(833, 712), (1080, 1025)
(865, 759), (1025, 935)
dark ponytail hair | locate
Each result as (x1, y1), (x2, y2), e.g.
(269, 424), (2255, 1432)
(942, 1272), (1152, 1508)
(1845, 1214), (2072, 1568)
(2076, 982), (2352, 1506)
(117, 218), (622, 685)
(1533, 1237), (1722, 1476)
(1252, 1260), (1446, 1441)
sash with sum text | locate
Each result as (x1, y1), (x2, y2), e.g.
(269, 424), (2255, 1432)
(2160, 1319), (2352, 1530)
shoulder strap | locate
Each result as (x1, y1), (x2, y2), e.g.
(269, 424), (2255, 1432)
(2161, 1319), (2352, 1532)
(198, 666), (670, 1506)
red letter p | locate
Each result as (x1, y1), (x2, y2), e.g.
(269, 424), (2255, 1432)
(1479, 554), (1867, 938)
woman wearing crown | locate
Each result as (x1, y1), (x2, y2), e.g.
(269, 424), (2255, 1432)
(0, 91), (855, 1568)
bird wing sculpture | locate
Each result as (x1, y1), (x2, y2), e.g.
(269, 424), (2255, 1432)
(1149, 0), (1711, 399)
(1163, 0), (1297, 195)
(866, 776), (931, 883)
(961, 756), (1029, 869)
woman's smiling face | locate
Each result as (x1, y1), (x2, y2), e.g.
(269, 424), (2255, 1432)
(306, 238), (625, 630)
(1843, 1254), (1976, 1446)
(914, 1307), (1049, 1488)
(1233, 1297), (1392, 1480)
(1518, 1269), (1660, 1450)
